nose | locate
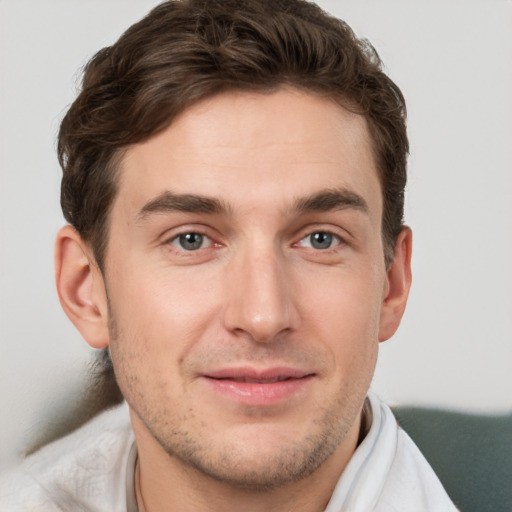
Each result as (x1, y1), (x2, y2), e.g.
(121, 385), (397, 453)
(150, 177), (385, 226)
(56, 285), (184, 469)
(222, 244), (299, 343)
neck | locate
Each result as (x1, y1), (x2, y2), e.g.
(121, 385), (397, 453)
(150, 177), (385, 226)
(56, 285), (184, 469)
(131, 409), (364, 512)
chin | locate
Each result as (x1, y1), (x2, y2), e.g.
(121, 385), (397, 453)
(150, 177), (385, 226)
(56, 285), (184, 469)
(155, 417), (352, 490)
(175, 442), (334, 490)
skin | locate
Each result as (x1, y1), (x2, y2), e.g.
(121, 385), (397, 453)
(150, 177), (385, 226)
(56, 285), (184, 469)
(56, 88), (412, 512)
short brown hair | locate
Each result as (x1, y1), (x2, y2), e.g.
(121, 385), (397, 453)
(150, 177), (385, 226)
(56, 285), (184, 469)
(58, 0), (408, 268)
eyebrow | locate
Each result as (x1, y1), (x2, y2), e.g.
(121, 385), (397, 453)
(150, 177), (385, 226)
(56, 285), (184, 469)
(293, 188), (369, 214)
(136, 187), (368, 222)
(137, 191), (230, 221)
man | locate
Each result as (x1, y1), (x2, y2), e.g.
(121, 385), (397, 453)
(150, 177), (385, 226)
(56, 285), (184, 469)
(0, 0), (458, 510)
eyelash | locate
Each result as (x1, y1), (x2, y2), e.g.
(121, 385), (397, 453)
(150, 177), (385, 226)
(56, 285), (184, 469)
(165, 228), (345, 255)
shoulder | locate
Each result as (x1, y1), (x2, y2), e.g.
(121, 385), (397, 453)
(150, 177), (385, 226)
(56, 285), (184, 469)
(0, 403), (134, 512)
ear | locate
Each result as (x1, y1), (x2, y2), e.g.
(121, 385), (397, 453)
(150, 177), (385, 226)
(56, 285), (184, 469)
(55, 225), (110, 349)
(378, 227), (413, 342)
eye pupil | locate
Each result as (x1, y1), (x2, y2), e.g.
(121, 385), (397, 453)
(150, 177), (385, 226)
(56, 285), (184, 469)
(179, 233), (203, 250)
(311, 232), (332, 249)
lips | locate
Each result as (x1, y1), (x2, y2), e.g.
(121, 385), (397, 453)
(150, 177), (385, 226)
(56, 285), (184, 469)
(228, 376), (292, 383)
(201, 367), (315, 406)
(204, 366), (312, 380)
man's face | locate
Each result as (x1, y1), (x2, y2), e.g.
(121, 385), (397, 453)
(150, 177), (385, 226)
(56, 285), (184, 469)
(103, 89), (392, 487)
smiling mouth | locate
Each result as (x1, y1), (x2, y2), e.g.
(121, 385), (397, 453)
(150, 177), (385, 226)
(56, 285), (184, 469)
(214, 376), (300, 383)
(201, 368), (315, 405)
(203, 366), (314, 382)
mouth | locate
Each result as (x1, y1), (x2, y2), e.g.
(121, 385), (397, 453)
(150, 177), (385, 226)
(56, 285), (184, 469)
(220, 376), (297, 383)
(200, 367), (315, 406)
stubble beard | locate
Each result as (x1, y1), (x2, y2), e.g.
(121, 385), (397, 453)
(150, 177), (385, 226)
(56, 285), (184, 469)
(107, 310), (370, 491)
(139, 393), (359, 490)
(128, 392), (361, 491)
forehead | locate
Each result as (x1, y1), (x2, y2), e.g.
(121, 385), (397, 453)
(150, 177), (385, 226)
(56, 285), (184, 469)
(117, 88), (381, 219)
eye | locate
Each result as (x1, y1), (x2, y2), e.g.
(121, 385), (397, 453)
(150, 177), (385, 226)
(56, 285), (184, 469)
(170, 232), (211, 251)
(299, 231), (341, 250)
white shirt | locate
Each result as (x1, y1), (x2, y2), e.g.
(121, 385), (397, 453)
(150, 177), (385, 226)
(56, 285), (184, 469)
(0, 402), (136, 512)
(0, 395), (458, 511)
(326, 394), (459, 511)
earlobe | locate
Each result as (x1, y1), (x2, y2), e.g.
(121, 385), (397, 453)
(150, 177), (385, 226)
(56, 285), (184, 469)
(55, 225), (110, 349)
(378, 227), (413, 342)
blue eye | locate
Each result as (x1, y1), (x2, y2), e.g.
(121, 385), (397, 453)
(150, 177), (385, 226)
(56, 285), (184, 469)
(172, 233), (207, 251)
(301, 231), (340, 250)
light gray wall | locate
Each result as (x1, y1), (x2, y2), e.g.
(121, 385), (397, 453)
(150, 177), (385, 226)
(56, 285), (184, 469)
(1, 0), (511, 473)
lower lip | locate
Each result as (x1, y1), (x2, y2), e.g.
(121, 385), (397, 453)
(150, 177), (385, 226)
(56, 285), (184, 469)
(202, 376), (314, 407)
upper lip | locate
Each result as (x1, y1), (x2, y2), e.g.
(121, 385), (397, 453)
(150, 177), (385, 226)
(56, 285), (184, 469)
(202, 366), (314, 383)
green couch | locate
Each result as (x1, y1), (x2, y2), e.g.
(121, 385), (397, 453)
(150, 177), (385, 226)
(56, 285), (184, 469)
(393, 406), (512, 512)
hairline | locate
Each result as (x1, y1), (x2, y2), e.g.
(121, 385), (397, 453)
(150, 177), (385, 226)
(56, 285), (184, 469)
(91, 94), (396, 274)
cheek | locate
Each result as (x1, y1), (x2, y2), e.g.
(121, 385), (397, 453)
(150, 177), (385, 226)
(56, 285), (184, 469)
(107, 265), (222, 360)
(304, 263), (384, 324)
(299, 266), (384, 361)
